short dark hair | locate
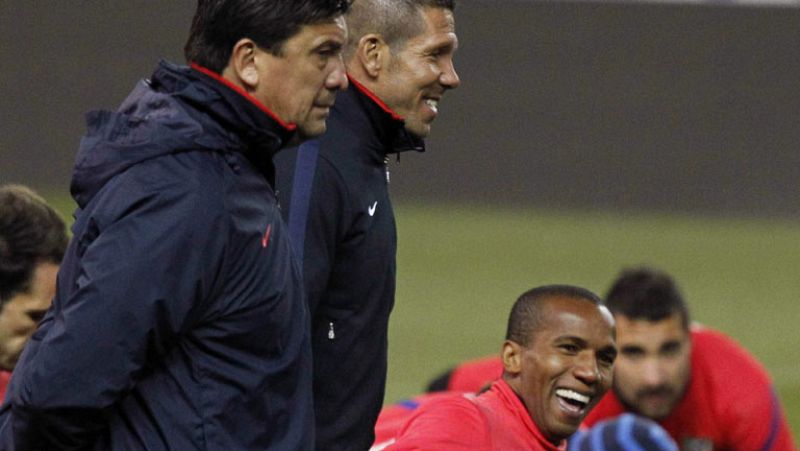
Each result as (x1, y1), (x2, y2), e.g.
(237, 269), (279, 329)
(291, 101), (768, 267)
(185, 0), (352, 73)
(505, 285), (602, 346)
(604, 267), (690, 329)
(0, 185), (68, 302)
(344, 0), (455, 58)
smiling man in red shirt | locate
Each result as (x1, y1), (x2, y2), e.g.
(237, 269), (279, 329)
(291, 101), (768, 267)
(386, 285), (618, 450)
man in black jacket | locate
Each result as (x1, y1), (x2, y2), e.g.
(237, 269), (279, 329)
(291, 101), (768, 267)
(275, 1), (460, 449)
(0, 1), (349, 449)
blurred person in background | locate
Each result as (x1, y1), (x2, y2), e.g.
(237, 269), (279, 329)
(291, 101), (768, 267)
(370, 354), (503, 447)
(0, 0), (350, 449)
(274, 0), (459, 449)
(383, 285), (617, 450)
(426, 354), (504, 393)
(0, 185), (67, 402)
(584, 266), (797, 451)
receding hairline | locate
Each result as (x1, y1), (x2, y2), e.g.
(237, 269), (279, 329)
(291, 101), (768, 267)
(343, 0), (455, 59)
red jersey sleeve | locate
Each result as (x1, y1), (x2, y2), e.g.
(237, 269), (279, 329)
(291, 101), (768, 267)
(386, 394), (491, 451)
(694, 330), (796, 451)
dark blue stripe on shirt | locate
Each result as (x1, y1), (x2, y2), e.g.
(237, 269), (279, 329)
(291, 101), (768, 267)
(287, 139), (320, 265)
(760, 387), (782, 451)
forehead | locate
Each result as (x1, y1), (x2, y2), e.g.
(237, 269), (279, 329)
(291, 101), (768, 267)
(286, 16), (347, 49)
(406, 7), (457, 48)
(533, 297), (614, 343)
(615, 314), (687, 348)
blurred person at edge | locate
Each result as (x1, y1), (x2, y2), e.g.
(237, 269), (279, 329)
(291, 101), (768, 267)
(584, 266), (797, 451)
(274, 0), (459, 449)
(0, 1), (351, 449)
(0, 185), (68, 402)
(371, 355), (504, 446)
(382, 285), (617, 450)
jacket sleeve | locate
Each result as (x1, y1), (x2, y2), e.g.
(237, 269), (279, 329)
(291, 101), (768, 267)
(0, 177), (227, 449)
(386, 396), (491, 451)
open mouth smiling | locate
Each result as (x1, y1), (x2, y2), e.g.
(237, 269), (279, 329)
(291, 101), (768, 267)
(555, 388), (591, 416)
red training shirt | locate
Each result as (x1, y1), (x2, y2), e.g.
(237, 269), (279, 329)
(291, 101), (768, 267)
(386, 379), (566, 451)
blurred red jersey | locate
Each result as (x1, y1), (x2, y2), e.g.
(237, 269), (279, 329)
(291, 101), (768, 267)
(584, 327), (797, 451)
(447, 355), (504, 392)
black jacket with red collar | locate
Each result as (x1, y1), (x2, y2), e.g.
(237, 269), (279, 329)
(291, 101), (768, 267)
(275, 78), (423, 451)
(1, 61), (312, 450)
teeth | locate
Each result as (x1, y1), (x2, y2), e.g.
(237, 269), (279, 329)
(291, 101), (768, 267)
(424, 99), (439, 112)
(556, 389), (590, 405)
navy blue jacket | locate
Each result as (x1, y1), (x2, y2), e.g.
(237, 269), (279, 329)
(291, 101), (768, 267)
(275, 78), (423, 450)
(0, 61), (313, 450)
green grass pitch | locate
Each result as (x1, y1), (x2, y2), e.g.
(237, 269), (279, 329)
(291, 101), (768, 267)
(46, 195), (800, 441)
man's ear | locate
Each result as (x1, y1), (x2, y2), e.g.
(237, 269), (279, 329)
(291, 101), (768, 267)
(225, 38), (260, 89)
(354, 34), (388, 79)
(502, 340), (523, 375)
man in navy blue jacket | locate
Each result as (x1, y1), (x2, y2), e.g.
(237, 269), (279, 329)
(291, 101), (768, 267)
(0, 1), (350, 449)
(275, 1), (460, 449)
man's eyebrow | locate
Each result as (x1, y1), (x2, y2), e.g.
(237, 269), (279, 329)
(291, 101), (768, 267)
(554, 335), (588, 346)
(620, 344), (645, 352)
(311, 40), (344, 54)
(429, 36), (456, 51)
(316, 40), (343, 49)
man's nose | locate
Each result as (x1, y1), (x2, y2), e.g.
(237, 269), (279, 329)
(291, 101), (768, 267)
(641, 359), (666, 386)
(326, 57), (349, 91)
(440, 59), (460, 90)
(573, 353), (601, 385)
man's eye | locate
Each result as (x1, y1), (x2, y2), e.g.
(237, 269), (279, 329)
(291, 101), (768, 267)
(26, 310), (47, 323)
(559, 344), (578, 353)
(660, 341), (683, 358)
(425, 51), (441, 60)
(598, 353), (616, 366)
(317, 46), (340, 58)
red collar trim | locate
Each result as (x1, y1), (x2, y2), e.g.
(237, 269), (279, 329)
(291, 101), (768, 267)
(190, 63), (297, 132)
(347, 74), (405, 122)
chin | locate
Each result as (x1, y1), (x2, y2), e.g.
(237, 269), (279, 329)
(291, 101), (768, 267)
(297, 123), (327, 140)
(545, 425), (576, 445)
(405, 123), (431, 138)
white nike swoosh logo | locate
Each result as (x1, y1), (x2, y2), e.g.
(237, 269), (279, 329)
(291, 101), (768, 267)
(368, 201), (378, 216)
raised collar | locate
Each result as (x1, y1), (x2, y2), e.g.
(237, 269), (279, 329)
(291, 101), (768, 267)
(337, 75), (425, 158)
(186, 63), (297, 155)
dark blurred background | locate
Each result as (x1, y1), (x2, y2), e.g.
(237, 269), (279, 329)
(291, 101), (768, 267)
(2, 0), (799, 216)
